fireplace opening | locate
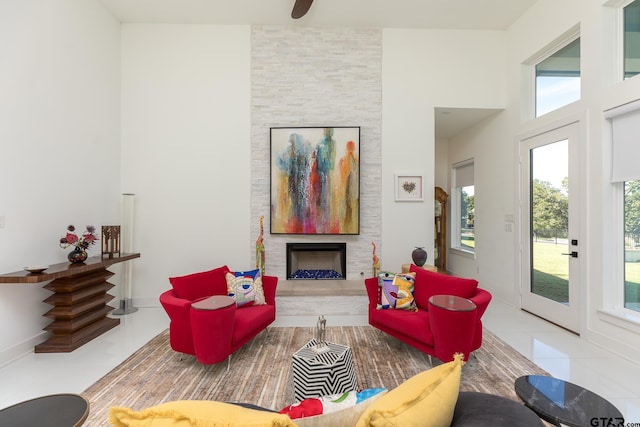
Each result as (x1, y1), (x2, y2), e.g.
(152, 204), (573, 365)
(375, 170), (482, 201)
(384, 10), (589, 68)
(286, 243), (346, 280)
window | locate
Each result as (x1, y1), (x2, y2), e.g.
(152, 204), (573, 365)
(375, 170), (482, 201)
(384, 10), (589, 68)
(535, 37), (581, 117)
(624, 0), (640, 79)
(451, 160), (475, 254)
(624, 181), (640, 312)
(606, 101), (640, 313)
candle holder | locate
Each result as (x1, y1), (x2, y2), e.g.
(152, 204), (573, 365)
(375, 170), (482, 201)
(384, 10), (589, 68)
(101, 225), (121, 259)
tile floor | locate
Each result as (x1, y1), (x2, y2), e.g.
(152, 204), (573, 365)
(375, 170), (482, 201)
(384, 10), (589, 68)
(1, 296), (639, 424)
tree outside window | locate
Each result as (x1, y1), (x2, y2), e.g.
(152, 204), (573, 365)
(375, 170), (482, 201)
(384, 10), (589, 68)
(624, 180), (640, 312)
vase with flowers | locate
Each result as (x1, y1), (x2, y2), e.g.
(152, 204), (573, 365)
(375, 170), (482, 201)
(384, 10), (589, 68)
(60, 225), (98, 264)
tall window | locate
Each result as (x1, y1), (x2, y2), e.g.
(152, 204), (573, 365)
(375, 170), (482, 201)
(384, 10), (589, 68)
(452, 160), (475, 254)
(607, 101), (640, 313)
(535, 37), (581, 117)
(624, 0), (640, 79)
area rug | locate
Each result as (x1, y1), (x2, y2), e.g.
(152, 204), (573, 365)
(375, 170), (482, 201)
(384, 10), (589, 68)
(82, 326), (547, 426)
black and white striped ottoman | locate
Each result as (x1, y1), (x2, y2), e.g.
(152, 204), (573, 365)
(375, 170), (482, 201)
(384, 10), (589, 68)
(291, 339), (358, 402)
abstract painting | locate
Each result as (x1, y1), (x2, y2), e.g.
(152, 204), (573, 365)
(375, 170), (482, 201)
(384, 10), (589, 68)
(270, 127), (360, 235)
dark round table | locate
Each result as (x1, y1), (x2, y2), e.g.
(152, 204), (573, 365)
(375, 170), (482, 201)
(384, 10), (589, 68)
(515, 375), (624, 427)
(0, 394), (89, 426)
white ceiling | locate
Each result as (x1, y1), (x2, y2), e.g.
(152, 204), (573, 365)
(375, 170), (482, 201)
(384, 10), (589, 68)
(98, 0), (531, 138)
(435, 108), (503, 140)
(98, 0), (537, 30)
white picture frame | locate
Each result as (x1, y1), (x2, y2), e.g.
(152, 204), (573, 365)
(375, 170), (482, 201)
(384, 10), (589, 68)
(395, 174), (424, 202)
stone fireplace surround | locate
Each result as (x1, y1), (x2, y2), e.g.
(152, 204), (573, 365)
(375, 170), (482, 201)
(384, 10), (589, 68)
(250, 26), (382, 281)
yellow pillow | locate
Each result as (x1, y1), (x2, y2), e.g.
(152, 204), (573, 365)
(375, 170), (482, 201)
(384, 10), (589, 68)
(109, 400), (297, 427)
(355, 353), (464, 427)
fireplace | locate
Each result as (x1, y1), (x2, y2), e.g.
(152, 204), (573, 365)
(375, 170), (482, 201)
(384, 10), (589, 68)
(286, 243), (347, 280)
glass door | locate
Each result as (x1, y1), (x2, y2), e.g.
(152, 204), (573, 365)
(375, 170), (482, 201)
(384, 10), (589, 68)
(520, 122), (580, 333)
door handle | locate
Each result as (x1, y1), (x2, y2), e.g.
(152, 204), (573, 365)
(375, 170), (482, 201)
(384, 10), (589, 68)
(561, 251), (578, 258)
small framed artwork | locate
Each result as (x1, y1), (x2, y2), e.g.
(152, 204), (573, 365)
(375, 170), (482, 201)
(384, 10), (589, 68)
(395, 174), (424, 202)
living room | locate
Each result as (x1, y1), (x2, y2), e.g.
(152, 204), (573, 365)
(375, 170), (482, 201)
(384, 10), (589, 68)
(1, 0), (640, 423)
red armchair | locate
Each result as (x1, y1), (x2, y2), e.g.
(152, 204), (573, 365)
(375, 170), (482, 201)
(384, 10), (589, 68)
(365, 265), (491, 362)
(159, 265), (278, 364)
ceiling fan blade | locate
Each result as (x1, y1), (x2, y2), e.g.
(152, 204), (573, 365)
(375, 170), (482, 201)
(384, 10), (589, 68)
(291, 0), (314, 19)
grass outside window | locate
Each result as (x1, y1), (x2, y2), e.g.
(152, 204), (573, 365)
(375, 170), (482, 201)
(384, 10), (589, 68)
(532, 242), (640, 309)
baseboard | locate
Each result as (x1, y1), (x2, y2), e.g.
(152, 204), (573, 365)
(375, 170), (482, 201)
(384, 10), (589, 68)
(0, 332), (47, 368)
(583, 328), (640, 367)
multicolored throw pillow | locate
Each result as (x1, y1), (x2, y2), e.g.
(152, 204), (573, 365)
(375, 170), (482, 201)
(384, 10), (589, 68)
(377, 272), (417, 311)
(225, 269), (266, 308)
(279, 389), (387, 420)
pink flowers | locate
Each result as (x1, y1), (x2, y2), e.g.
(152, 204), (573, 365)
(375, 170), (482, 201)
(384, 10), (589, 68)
(60, 225), (98, 250)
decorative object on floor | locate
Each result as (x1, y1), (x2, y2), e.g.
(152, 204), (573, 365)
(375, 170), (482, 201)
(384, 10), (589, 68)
(292, 338), (358, 401)
(395, 173), (424, 201)
(313, 315), (328, 353)
(256, 215), (265, 276)
(411, 246), (428, 266)
(113, 193), (137, 315)
(59, 225), (98, 264)
(270, 126), (360, 235)
(101, 225), (120, 259)
(371, 242), (380, 277)
(434, 186), (449, 270)
(81, 326), (549, 426)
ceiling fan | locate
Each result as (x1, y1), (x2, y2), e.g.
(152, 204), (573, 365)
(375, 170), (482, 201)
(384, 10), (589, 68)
(291, 0), (314, 19)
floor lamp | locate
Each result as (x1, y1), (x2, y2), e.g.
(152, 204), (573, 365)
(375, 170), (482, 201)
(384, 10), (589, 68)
(113, 193), (138, 315)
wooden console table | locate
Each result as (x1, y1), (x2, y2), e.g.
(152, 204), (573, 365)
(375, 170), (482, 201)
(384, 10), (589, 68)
(0, 253), (140, 353)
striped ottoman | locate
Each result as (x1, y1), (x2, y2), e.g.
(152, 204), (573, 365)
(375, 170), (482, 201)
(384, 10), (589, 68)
(291, 339), (358, 401)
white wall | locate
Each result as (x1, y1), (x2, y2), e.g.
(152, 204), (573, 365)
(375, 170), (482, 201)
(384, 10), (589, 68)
(381, 29), (507, 273)
(447, 112), (514, 296)
(0, 0), (121, 364)
(121, 24), (251, 304)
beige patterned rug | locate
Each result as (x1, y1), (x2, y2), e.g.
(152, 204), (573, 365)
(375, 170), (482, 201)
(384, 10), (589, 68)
(83, 326), (547, 426)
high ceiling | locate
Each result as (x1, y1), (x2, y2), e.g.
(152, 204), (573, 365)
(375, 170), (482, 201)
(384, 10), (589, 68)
(98, 0), (538, 30)
(98, 0), (534, 138)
